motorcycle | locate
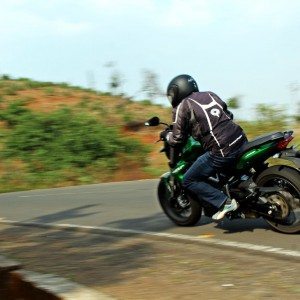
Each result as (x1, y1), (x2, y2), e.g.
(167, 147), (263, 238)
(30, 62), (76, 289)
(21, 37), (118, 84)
(145, 116), (300, 233)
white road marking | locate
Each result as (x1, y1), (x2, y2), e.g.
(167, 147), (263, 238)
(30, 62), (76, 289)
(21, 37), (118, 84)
(0, 218), (299, 259)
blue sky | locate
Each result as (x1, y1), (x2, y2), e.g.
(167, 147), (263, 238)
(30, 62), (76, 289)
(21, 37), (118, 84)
(0, 0), (299, 119)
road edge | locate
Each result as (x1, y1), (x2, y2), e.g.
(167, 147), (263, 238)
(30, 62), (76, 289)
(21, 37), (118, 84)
(0, 255), (115, 299)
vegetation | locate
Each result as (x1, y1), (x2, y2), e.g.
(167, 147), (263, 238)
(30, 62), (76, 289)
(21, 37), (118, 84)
(0, 75), (298, 192)
(239, 104), (288, 139)
(1, 103), (146, 169)
(0, 77), (159, 192)
(226, 96), (240, 109)
(141, 70), (163, 101)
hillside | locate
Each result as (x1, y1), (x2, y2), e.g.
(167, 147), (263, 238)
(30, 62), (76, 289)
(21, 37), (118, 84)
(0, 76), (299, 193)
(0, 76), (171, 192)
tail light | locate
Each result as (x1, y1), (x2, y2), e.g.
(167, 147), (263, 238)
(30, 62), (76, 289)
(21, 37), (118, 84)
(276, 135), (294, 150)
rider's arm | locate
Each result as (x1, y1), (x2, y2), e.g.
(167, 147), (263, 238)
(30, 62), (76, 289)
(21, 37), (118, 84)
(167, 99), (190, 146)
(224, 103), (234, 120)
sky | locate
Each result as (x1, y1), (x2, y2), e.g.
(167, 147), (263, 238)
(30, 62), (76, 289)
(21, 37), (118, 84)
(0, 0), (299, 119)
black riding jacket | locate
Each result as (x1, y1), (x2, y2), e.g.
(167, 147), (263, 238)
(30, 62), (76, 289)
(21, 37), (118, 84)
(168, 92), (247, 157)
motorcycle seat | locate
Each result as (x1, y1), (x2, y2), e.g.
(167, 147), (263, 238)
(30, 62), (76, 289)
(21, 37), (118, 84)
(239, 132), (284, 155)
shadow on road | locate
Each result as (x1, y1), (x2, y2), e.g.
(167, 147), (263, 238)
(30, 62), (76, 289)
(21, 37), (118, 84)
(26, 203), (272, 235)
(103, 213), (174, 232)
(99, 211), (271, 235)
(25, 204), (100, 223)
(214, 217), (271, 234)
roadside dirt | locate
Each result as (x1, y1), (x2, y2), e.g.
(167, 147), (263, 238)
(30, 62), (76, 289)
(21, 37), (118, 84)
(0, 224), (299, 300)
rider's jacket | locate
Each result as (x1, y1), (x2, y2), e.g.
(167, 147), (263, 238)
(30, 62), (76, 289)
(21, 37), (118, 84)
(168, 92), (247, 157)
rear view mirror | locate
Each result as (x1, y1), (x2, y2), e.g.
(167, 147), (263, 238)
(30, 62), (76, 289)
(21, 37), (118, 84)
(145, 116), (160, 126)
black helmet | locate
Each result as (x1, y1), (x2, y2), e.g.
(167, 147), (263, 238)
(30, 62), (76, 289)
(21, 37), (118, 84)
(167, 74), (199, 107)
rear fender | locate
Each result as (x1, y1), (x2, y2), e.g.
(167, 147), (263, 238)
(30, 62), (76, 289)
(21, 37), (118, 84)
(276, 149), (300, 171)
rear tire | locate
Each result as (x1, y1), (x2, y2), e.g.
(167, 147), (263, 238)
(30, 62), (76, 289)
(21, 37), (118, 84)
(256, 166), (300, 233)
(158, 178), (202, 226)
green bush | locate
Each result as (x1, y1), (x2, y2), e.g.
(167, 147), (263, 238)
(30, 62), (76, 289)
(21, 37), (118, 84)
(1, 74), (11, 80)
(140, 99), (153, 106)
(44, 87), (55, 96)
(0, 100), (31, 127)
(238, 104), (288, 139)
(1, 105), (149, 172)
(21, 80), (55, 89)
(4, 84), (23, 95)
(57, 82), (71, 89)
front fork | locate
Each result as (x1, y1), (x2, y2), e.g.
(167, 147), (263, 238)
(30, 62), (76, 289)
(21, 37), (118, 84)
(161, 171), (175, 197)
(161, 171), (187, 205)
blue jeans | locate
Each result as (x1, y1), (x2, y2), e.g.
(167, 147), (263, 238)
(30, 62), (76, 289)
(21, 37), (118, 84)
(182, 151), (239, 209)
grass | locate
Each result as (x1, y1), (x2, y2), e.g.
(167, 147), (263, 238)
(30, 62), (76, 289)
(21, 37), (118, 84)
(0, 76), (161, 192)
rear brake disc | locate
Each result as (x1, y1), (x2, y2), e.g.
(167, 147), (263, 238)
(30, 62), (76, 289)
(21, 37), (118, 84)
(267, 191), (292, 219)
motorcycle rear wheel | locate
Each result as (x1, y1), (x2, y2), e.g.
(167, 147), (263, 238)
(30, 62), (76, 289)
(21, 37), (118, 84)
(157, 178), (202, 226)
(256, 165), (300, 233)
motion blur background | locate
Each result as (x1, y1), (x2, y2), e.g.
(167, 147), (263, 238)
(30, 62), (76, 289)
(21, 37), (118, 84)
(0, 0), (299, 192)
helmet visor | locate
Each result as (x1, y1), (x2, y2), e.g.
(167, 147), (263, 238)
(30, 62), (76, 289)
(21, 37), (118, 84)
(167, 88), (175, 105)
(167, 95), (173, 104)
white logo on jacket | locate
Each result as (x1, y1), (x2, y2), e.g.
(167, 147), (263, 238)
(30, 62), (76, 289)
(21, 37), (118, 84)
(210, 108), (220, 117)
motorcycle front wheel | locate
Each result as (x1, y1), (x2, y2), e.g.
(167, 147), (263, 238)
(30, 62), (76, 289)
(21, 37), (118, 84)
(157, 178), (202, 226)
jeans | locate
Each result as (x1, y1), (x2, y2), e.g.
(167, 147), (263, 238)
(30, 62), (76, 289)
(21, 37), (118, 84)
(182, 151), (239, 209)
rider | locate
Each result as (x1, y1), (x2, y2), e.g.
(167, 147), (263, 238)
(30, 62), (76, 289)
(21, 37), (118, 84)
(161, 74), (248, 220)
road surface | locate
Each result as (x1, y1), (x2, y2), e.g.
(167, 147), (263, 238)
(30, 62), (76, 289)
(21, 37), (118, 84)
(0, 179), (299, 256)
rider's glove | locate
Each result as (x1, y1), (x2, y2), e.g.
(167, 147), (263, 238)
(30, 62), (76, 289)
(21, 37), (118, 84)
(168, 161), (176, 168)
(160, 130), (171, 142)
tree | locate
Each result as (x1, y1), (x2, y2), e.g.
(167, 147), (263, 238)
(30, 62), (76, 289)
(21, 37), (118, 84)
(226, 96), (241, 109)
(103, 61), (123, 95)
(141, 69), (163, 102)
(109, 70), (123, 95)
(255, 103), (286, 129)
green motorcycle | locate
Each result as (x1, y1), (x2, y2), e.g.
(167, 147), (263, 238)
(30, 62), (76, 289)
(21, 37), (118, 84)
(145, 116), (300, 234)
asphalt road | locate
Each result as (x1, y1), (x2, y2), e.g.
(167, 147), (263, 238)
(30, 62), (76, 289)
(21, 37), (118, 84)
(0, 179), (299, 254)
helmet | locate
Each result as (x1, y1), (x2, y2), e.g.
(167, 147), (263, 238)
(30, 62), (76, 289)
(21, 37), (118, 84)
(167, 74), (199, 107)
